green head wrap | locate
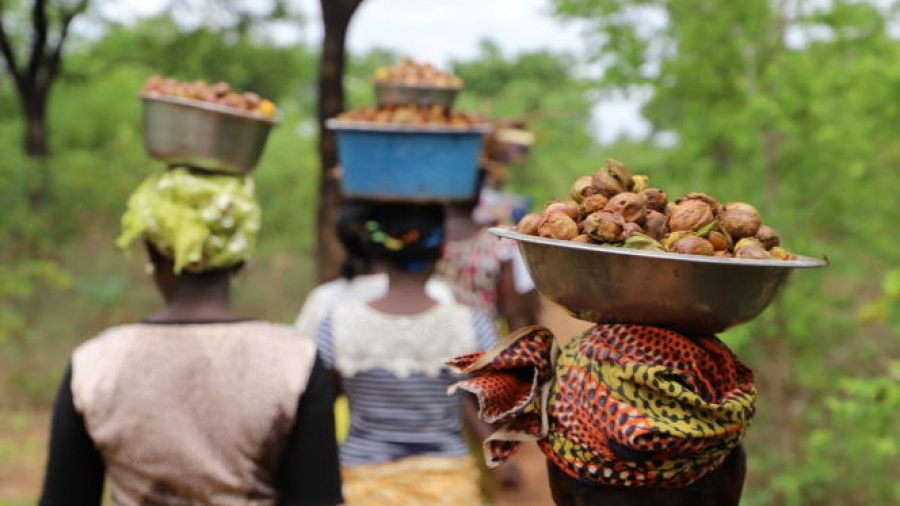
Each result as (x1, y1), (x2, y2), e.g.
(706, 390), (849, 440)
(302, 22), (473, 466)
(116, 167), (261, 274)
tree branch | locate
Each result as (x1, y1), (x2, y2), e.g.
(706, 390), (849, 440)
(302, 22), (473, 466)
(44, 0), (88, 84)
(0, 3), (23, 85)
(26, 0), (49, 81)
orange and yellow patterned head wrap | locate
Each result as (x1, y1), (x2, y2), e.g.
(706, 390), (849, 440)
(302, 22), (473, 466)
(448, 324), (757, 488)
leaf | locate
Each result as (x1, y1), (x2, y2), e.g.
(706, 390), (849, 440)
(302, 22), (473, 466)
(622, 232), (663, 250)
(696, 219), (718, 238)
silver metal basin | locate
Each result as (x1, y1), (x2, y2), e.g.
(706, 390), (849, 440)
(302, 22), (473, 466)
(140, 93), (278, 174)
(491, 227), (828, 335)
(373, 83), (460, 109)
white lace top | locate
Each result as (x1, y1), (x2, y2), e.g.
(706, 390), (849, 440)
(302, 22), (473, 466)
(316, 301), (497, 466)
(331, 302), (481, 378)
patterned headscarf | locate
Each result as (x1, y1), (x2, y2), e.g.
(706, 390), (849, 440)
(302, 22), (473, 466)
(116, 167), (260, 274)
(448, 324), (757, 488)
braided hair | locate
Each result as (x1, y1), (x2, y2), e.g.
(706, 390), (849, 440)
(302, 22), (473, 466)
(359, 203), (446, 273)
(336, 201), (376, 280)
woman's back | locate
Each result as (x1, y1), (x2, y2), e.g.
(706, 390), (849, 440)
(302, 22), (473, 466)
(41, 167), (343, 506)
(318, 301), (494, 466)
(69, 321), (317, 504)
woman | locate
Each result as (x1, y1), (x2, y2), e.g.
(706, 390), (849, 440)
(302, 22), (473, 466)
(448, 324), (757, 506)
(294, 200), (455, 443)
(39, 168), (343, 506)
(315, 202), (499, 505)
(438, 183), (540, 334)
(294, 200), (455, 343)
(436, 122), (540, 333)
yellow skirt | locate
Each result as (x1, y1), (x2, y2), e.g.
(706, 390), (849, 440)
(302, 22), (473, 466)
(342, 455), (482, 506)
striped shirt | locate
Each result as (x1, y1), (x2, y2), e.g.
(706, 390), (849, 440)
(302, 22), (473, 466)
(316, 301), (497, 466)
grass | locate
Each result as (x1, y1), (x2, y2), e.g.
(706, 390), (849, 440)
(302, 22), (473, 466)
(0, 410), (48, 502)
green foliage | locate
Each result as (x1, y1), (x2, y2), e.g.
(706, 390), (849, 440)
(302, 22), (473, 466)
(861, 268), (900, 335)
(452, 41), (600, 205)
(75, 14), (317, 101)
(0, 261), (70, 344)
(790, 365), (900, 506)
(252, 99), (319, 255)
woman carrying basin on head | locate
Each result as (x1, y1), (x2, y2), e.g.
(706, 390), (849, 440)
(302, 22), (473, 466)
(294, 199), (457, 444)
(39, 167), (343, 506)
(449, 323), (756, 506)
(315, 202), (502, 506)
(295, 199), (456, 343)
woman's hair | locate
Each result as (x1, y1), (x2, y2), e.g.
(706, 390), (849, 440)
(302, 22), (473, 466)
(359, 202), (446, 273)
(336, 200), (375, 279)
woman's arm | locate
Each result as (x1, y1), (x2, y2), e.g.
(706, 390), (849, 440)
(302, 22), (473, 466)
(275, 355), (344, 506)
(39, 362), (106, 505)
(314, 314), (344, 395)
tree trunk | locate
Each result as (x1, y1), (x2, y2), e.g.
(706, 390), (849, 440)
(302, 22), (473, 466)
(23, 92), (49, 158)
(315, 0), (364, 282)
(22, 88), (53, 208)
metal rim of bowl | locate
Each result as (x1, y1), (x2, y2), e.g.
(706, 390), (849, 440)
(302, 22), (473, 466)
(139, 92), (281, 125)
(489, 226), (829, 269)
(326, 118), (492, 134)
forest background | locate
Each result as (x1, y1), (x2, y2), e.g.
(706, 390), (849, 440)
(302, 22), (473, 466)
(1, 0), (899, 504)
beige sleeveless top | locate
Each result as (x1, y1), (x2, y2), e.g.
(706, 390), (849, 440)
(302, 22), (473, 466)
(71, 321), (316, 506)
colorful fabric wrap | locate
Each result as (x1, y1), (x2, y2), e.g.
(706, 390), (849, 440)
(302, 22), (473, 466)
(116, 167), (260, 274)
(447, 324), (757, 488)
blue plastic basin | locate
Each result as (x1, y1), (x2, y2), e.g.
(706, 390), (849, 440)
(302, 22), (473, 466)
(327, 120), (491, 201)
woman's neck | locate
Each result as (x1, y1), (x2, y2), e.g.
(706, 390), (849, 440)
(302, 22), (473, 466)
(368, 267), (436, 315)
(150, 279), (240, 322)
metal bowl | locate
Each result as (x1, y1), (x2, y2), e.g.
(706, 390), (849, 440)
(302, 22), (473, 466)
(373, 83), (460, 109)
(140, 93), (278, 174)
(491, 227), (828, 334)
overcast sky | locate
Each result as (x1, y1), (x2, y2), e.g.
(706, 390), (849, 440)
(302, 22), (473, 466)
(107, 0), (650, 141)
(299, 0), (582, 65)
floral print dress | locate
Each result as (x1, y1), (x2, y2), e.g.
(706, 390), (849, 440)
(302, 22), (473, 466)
(436, 228), (516, 318)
